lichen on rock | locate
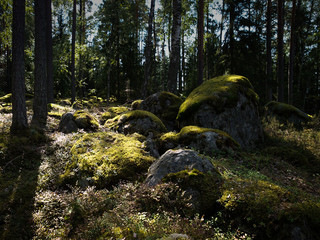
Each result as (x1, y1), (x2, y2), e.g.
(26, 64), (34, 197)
(60, 132), (155, 188)
(177, 75), (263, 148)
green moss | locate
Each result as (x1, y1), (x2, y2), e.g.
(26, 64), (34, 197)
(106, 110), (167, 134)
(163, 168), (223, 214)
(47, 103), (71, 119)
(0, 93), (12, 103)
(101, 106), (129, 123)
(177, 75), (259, 121)
(160, 126), (239, 150)
(73, 110), (99, 131)
(60, 132), (155, 188)
(131, 99), (143, 109)
(265, 101), (312, 121)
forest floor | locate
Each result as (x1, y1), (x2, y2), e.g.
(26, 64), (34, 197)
(0, 98), (320, 239)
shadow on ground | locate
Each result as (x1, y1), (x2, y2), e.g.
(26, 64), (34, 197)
(0, 136), (43, 240)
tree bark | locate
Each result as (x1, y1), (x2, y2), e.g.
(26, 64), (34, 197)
(71, 0), (76, 103)
(229, 1), (235, 73)
(167, 0), (181, 94)
(11, 0), (28, 133)
(277, 0), (285, 102)
(266, 0), (273, 102)
(288, 0), (296, 105)
(32, 0), (48, 129)
(46, 0), (54, 103)
(143, 0), (155, 98)
(197, 0), (204, 86)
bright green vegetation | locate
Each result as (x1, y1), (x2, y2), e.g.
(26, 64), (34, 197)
(177, 75), (259, 121)
(60, 132), (155, 188)
(101, 106), (129, 124)
(160, 125), (239, 150)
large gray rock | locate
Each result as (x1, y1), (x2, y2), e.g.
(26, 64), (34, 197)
(177, 75), (263, 148)
(145, 149), (214, 186)
(139, 91), (183, 131)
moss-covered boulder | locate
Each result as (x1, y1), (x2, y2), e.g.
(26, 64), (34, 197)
(177, 75), (263, 148)
(58, 111), (99, 133)
(60, 132), (155, 188)
(160, 126), (239, 155)
(264, 101), (312, 127)
(131, 99), (143, 110)
(145, 149), (216, 186)
(138, 92), (183, 131)
(100, 106), (129, 124)
(105, 110), (167, 136)
(73, 110), (99, 131)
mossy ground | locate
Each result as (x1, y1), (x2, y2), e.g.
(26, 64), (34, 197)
(177, 75), (259, 121)
(0, 93), (319, 239)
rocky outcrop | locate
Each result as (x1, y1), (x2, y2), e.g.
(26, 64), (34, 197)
(177, 75), (263, 148)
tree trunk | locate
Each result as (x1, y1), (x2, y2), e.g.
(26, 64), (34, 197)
(266, 0), (273, 102)
(46, 0), (54, 103)
(229, 1), (235, 73)
(167, 0), (181, 94)
(288, 0), (296, 105)
(143, 0), (155, 98)
(197, 0), (204, 86)
(32, 0), (48, 129)
(71, 0), (76, 104)
(11, 0), (28, 133)
(219, 0), (225, 50)
(277, 0), (285, 102)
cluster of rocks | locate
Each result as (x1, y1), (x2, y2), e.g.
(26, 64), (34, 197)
(56, 75), (313, 214)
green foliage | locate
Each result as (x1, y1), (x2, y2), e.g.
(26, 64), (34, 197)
(177, 75), (259, 121)
(59, 132), (155, 188)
